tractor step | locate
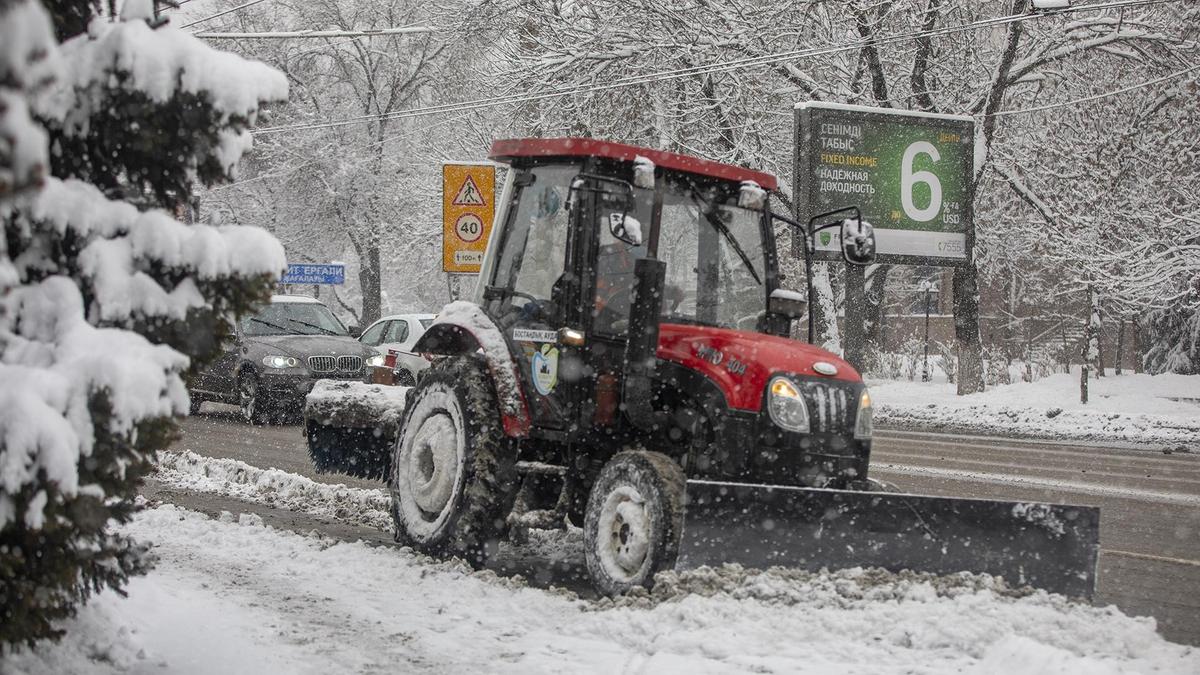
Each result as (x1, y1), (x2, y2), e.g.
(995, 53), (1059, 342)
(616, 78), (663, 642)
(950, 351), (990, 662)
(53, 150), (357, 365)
(676, 480), (1100, 599)
(516, 461), (568, 476)
(508, 508), (568, 531)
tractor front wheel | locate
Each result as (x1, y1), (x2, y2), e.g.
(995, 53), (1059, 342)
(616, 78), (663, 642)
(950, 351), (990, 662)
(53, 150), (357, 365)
(390, 356), (518, 567)
(584, 450), (685, 596)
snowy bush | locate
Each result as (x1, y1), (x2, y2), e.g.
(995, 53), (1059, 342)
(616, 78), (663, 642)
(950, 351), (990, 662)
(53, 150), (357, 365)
(1141, 285), (1200, 375)
(1, 0), (286, 650)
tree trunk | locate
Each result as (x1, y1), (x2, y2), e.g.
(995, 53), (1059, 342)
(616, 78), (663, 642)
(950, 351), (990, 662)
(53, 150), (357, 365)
(862, 264), (889, 373)
(1133, 319), (1142, 373)
(1115, 319), (1125, 375)
(953, 262), (985, 394)
(843, 264), (868, 372)
(359, 241), (382, 326)
(1083, 285), (1101, 381)
(810, 261), (841, 353)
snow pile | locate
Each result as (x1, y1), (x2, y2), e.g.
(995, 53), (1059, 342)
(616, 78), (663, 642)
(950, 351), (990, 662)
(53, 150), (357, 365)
(155, 450), (394, 531)
(6, 505), (1197, 674)
(304, 379), (410, 436)
(871, 372), (1200, 445)
(38, 16), (288, 175)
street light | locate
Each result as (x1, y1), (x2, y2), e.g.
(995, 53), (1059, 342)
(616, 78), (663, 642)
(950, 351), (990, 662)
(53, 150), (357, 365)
(917, 278), (936, 382)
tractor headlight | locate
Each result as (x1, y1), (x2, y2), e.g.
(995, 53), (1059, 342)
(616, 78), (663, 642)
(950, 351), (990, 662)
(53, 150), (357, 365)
(854, 388), (873, 440)
(767, 376), (810, 433)
(365, 354), (386, 367)
(262, 355), (299, 369)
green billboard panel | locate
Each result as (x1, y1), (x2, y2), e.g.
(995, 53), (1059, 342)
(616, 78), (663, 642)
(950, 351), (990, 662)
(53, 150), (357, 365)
(794, 102), (975, 265)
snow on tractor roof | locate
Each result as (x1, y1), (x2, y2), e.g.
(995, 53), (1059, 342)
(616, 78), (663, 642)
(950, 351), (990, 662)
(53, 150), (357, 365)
(489, 137), (779, 191)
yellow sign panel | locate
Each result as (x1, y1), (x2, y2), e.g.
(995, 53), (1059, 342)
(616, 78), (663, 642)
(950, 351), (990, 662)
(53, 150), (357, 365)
(443, 163), (495, 273)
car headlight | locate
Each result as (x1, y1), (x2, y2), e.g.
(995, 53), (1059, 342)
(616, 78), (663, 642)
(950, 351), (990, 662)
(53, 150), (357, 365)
(262, 355), (299, 369)
(365, 354), (386, 367)
(767, 376), (810, 433)
(854, 388), (873, 440)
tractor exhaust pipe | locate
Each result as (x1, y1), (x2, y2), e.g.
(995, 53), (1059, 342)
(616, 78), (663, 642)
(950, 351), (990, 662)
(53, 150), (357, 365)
(623, 258), (667, 433)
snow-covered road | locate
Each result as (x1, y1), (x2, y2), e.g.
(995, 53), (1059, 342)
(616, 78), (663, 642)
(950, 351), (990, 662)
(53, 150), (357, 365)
(6, 504), (1198, 675)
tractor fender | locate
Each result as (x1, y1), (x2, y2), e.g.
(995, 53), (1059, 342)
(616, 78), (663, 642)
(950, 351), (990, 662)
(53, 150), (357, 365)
(413, 301), (531, 437)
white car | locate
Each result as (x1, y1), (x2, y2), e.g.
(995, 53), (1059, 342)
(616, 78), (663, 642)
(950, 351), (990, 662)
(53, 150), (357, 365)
(359, 313), (437, 385)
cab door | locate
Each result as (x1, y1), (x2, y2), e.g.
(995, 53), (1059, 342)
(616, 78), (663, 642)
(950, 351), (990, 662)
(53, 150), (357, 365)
(483, 164), (584, 431)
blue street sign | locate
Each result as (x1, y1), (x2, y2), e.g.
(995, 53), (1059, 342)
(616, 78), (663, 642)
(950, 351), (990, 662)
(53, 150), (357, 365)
(281, 263), (345, 285)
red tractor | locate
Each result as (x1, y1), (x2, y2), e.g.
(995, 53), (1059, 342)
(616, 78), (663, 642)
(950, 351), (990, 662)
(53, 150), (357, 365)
(308, 138), (1098, 597)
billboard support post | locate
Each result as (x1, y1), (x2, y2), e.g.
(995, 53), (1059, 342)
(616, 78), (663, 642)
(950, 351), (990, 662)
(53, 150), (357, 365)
(794, 102), (976, 373)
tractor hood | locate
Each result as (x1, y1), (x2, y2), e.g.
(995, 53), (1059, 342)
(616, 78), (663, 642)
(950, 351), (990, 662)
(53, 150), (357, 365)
(656, 324), (861, 412)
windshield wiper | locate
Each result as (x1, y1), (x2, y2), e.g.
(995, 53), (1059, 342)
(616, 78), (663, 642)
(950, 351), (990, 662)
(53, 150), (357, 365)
(688, 185), (762, 285)
(248, 317), (291, 333)
(286, 318), (341, 336)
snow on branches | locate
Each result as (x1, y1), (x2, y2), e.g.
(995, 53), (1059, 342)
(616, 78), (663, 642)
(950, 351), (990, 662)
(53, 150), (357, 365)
(1, 0), (287, 647)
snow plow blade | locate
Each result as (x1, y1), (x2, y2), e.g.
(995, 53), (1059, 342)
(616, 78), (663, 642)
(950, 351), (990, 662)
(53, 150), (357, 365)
(676, 481), (1100, 599)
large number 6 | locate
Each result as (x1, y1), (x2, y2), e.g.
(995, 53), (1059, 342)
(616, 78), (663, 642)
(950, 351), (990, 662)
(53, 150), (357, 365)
(901, 141), (942, 222)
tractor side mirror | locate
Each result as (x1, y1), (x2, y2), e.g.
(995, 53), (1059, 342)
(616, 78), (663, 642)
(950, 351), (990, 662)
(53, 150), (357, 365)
(609, 212), (643, 246)
(841, 218), (877, 265)
(768, 289), (806, 320)
(570, 173), (639, 245)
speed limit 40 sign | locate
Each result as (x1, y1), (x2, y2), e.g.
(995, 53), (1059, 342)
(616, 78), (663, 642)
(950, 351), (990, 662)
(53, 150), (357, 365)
(795, 102), (975, 266)
(443, 163), (496, 273)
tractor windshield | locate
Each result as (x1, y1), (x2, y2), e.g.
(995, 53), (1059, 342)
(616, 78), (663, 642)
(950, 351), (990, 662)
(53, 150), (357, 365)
(657, 174), (767, 331)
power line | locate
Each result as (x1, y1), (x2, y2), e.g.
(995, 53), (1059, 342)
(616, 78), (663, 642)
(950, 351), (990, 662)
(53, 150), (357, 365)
(988, 64), (1200, 116)
(180, 0), (274, 29)
(252, 0), (1186, 136)
(194, 26), (435, 40)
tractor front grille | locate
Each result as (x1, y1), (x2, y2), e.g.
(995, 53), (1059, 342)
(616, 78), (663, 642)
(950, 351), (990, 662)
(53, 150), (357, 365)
(799, 381), (852, 434)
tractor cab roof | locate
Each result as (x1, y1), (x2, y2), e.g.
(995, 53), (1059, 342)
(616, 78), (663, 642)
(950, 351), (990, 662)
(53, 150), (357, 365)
(489, 137), (779, 192)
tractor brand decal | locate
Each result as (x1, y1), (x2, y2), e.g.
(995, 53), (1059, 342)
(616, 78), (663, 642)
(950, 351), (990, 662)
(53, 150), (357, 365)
(695, 344), (747, 377)
(531, 344), (559, 396)
(513, 328), (557, 344)
(696, 344), (723, 365)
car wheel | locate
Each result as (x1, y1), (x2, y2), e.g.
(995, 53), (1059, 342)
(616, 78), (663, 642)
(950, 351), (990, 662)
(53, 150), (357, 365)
(584, 450), (685, 596)
(389, 356), (518, 567)
(239, 372), (270, 425)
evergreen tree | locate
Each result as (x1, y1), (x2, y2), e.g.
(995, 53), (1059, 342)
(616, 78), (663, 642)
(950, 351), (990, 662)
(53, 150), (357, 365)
(0, 0), (287, 649)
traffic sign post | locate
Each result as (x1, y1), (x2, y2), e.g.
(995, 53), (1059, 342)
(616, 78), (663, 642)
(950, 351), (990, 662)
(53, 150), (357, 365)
(443, 163), (496, 274)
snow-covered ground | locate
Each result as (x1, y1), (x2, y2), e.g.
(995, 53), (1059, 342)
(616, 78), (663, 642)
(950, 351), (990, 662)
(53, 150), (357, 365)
(871, 372), (1200, 446)
(5, 503), (1198, 675)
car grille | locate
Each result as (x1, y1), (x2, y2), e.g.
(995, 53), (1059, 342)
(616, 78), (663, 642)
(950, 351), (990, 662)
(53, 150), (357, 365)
(307, 355), (363, 375)
(798, 380), (852, 434)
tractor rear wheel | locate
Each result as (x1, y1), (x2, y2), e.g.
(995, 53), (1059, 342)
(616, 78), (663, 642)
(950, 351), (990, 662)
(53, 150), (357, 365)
(584, 450), (685, 596)
(389, 356), (518, 567)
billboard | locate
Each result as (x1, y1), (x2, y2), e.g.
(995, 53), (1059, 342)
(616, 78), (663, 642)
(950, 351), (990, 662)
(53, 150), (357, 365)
(442, 163), (496, 273)
(794, 102), (975, 265)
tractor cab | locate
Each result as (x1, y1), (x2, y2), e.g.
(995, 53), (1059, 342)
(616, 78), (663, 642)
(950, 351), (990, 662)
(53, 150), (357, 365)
(472, 138), (878, 488)
(479, 140), (789, 436)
